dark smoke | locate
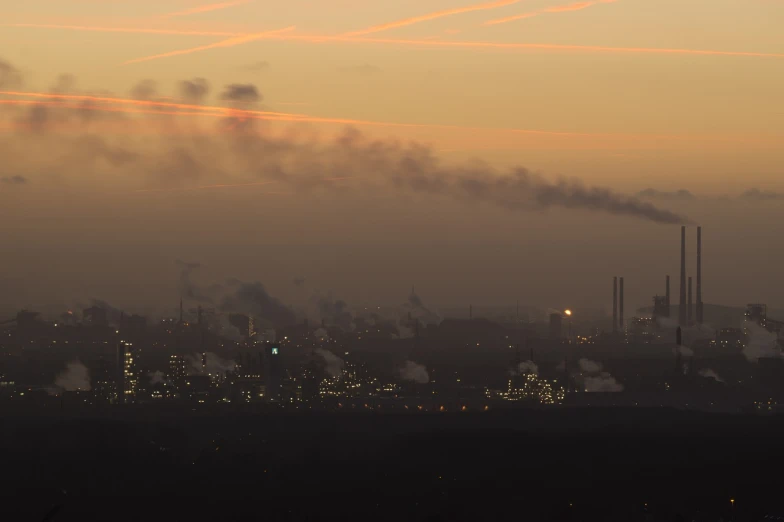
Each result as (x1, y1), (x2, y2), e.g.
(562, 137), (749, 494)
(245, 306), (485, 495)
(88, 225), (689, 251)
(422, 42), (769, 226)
(130, 79), (158, 101)
(293, 277), (306, 287)
(637, 188), (696, 201)
(179, 78), (210, 104)
(739, 188), (784, 201)
(313, 294), (354, 331)
(245, 61), (270, 72)
(219, 281), (296, 328)
(0, 59), (22, 88)
(0, 175), (27, 185)
(220, 84), (261, 103)
(175, 260), (222, 304)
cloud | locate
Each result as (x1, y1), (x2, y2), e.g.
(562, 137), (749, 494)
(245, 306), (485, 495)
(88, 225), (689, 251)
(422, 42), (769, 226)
(54, 360), (91, 392)
(0, 59), (22, 88)
(739, 188), (784, 201)
(130, 79), (158, 101)
(220, 83), (262, 103)
(399, 360), (429, 383)
(245, 61), (270, 72)
(315, 348), (344, 378)
(0, 175), (27, 185)
(338, 64), (381, 76)
(637, 188), (696, 201)
(178, 78), (210, 104)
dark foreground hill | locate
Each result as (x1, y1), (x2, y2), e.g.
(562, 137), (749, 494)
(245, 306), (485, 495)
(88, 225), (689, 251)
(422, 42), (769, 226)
(1, 407), (782, 521)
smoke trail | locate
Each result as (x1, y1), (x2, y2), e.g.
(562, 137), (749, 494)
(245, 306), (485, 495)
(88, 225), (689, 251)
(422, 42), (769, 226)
(400, 361), (429, 383)
(54, 360), (91, 392)
(160, 0), (250, 19)
(314, 348), (344, 378)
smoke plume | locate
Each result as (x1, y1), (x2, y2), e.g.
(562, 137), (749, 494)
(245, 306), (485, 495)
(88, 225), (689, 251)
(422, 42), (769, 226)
(0, 59), (22, 88)
(219, 281), (297, 329)
(311, 294), (354, 331)
(577, 358), (623, 392)
(0, 175), (27, 185)
(314, 348), (344, 378)
(54, 360), (91, 392)
(130, 79), (158, 101)
(179, 78), (210, 104)
(399, 360), (429, 383)
(0, 66), (690, 225)
(637, 188), (696, 201)
(739, 188), (784, 201)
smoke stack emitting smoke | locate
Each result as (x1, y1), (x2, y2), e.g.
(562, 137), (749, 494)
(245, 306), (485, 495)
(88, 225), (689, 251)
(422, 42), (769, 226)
(0, 62), (692, 225)
(577, 358), (623, 393)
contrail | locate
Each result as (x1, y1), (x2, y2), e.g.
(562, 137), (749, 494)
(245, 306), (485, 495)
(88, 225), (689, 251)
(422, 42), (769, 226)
(485, 0), (618, 26)
(6, 23), (242, 37)
(134, 181), (278, 192)
(123, 27), (296, 65)
(343, 0), (524, 37)
(3, 93), (780, 145)
(10, 23), (783, 60)
(160, 0), (251, 19)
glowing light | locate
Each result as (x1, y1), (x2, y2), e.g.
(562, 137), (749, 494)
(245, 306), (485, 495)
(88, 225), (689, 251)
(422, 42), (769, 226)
(564, 310), (572, 316)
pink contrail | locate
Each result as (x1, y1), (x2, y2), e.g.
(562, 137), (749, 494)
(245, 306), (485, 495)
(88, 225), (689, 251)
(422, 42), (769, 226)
(485, 0), (619, 26)
(343, 0), (524, 36)
(159, 0), (251, 19)
(123, 26), (295, 65)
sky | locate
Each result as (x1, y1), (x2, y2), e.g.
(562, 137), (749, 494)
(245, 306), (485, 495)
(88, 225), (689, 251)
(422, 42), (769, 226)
(1, 0), (783, 317)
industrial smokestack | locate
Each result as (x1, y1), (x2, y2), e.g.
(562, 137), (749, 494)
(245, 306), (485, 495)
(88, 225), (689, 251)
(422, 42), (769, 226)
(688, 276), (693, 324)
(619, 277), (624, 331)
(679, 226), (687, 326)
(612, 277), (618, 332)
(696, 226), (703, 324)
(665, 275), (671, 318)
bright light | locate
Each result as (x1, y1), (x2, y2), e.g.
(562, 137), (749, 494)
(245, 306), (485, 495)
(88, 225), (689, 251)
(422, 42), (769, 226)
(564, 310), (572, 316)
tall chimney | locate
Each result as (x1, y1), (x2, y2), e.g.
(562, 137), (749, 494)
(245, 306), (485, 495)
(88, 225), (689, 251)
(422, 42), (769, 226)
(679, 226), (687, 326)
(688, 276), (693, 324)
(619, 277), (624, 331)
(612, 277), (618, 332)
(696, 226), (703, 324)
(665, 275), (671, 318)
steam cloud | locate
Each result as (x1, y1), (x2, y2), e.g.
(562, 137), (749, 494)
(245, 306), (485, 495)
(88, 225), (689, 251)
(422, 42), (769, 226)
(517, 360), (539, 375)
(0, 63), (691, 225)
(698, 368), (724, 383)
(743, 323), (781, 362)
(185, 352), (237, 376)
(577, 358), (623, 392)
(54, 360), (91, 392)
(399, 360), (429, 383)
(149, 370), (167, 385)
(314, 348), (344, 378)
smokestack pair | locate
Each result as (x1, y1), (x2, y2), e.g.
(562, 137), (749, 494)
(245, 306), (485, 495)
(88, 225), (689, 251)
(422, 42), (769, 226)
(612, 276), (624, 332)
(679, 226), (703, 326)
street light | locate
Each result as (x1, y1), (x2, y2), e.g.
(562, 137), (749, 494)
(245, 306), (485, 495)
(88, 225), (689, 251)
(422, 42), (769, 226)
(564, 310), (573, 343)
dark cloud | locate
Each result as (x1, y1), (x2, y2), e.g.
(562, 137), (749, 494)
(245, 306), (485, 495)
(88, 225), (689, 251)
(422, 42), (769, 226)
(179, 78), (210, 104)
(220, 84), (262, 103)
(338, 64), (381, 76)
(245, 61), (270, 72)
(637, 188), (696, 201)
(739, 188), (784, 201)
(0, 175), (27, 185)
(0, 59), (22, 88)
(130, 79), (158, 101)
(293, 278), (306, 287)
(313, 294), (354, 330)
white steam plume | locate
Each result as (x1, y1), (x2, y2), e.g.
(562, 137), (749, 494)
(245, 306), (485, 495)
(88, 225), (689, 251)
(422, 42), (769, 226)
(314, 348), (344, 378)
(54, 360), (91, 392)
(399, 360), (429, 384)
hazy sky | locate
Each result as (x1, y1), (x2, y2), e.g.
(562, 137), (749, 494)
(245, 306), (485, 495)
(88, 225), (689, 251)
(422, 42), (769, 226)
(1, 0), (783, 316)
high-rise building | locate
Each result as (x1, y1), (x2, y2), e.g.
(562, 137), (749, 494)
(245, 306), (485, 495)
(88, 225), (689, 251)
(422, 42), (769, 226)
(169, 355), (187, 382)
(121, 341), (138, 403)
(264, 343), (283, 401)
(549, 313), (562, 341)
